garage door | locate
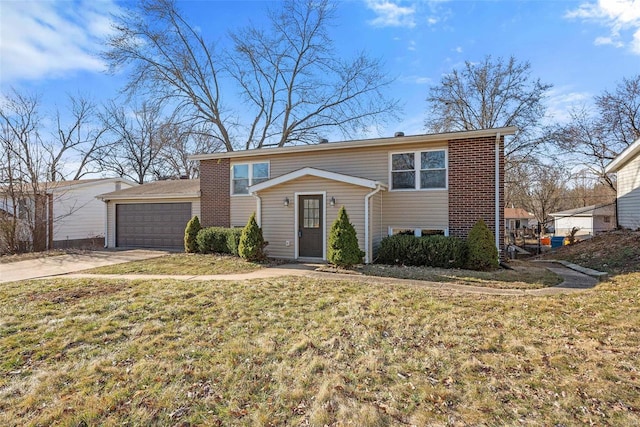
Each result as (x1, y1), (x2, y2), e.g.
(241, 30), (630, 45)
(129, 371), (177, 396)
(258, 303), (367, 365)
(116, 203), (192, 248)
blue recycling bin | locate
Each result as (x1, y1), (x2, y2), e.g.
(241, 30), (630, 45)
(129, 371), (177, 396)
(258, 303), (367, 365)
(551, 236), (565, 248)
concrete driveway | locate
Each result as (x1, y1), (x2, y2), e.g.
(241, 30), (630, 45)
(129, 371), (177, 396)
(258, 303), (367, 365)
(0, 250), (168, 284)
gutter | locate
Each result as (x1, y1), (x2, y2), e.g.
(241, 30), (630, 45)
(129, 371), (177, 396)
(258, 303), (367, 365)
(364, 184), (384, 264)
(103, 200), (108, 248)
(495, 132), (501, 258)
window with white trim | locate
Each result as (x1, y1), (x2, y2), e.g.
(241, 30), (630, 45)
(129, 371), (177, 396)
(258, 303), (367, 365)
(232, 161), (269, 195)
(390, 149), (447, 190)
(388, 227), (448, 237)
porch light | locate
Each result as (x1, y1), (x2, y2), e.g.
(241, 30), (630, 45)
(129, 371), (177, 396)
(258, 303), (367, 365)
(330, 196), (336, 206)
(284, 197), (290, 207)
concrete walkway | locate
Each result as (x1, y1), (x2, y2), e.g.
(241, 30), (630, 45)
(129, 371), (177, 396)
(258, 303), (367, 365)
(0, 250), (168, 284)
(63, 260), (600, 296)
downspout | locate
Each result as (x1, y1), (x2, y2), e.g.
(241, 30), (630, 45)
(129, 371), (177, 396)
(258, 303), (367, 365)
(364, 184), (384, 264)
(103, 200), (108, 248)
(252, 193), (262, 227)
(495, 132), (501, 259)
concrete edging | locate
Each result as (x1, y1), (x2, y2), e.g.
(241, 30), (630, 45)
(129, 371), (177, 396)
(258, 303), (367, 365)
(533, 259), (609, 282)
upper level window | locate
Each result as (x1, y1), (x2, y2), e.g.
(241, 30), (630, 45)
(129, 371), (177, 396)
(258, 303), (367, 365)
(232, 161), (269, 195)
(390, 149), (447, 190)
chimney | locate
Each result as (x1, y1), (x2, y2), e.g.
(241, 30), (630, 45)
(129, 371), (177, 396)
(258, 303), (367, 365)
(319, 138), (329, 144)
(394, 132), (405, 137)
(180, 175), (189, 180)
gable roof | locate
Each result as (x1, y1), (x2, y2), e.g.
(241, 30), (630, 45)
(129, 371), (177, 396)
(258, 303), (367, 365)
(605, 137), (640, 173)
(0, 178), (135, 195)
(504, 208), (534, 219)
(97, 179), (200, 200)
(189, 127), (517, 161)
(550, 204), (615, 218)
(250, 167), (386, 193)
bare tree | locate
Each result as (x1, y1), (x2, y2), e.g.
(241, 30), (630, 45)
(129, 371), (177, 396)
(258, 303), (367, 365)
(549, 75), (640, 192)
(596, 74), (640, 147)
(97, 101), (165, 184)
(103, 0), (400, 151)
(155, 121), (223, 179)
(0, 91), (49, 252)
(425, 55), (552, 164)
(508, 160), (570, 229)
(47, 95), (110, 181)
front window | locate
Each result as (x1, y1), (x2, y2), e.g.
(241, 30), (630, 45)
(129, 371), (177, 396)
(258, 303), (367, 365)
(390, 149), (447, 190)
(232, 161), (269, 195)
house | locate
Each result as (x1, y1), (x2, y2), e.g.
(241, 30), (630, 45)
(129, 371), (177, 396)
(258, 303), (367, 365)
(504, 207), (536, 244)
(605, 137), (640, 230)
(187, 127), (515, 262)
(98, 179), (200, 248)
(504, 207), (535, 232)
(0, 178), (135, 252)
(549, 204), (616, 237)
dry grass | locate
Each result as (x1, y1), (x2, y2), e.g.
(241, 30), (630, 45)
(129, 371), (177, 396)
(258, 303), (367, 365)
(538, 229), (640, 275)
(359, 259), (562, 289)
(0, 249), (87, 264)
(82, 253), (268, 275)
(1, 273), (639, 426)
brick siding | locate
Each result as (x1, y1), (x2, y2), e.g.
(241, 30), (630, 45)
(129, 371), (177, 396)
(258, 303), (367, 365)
(448, 135), (504, 251)
(200, 158), (231, 227)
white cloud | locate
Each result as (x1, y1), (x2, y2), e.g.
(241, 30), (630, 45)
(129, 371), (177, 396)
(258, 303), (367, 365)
(565, 0), (640, 54)
(0, 0), (119, 83)
(454, 46), (463, 53)
(366, 1), (416, 28)
(545, 88), (593, 124)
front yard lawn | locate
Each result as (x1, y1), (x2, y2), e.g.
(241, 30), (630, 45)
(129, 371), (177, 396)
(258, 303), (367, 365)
(83, 253), (267, 275)
(1, 273), (638, 425)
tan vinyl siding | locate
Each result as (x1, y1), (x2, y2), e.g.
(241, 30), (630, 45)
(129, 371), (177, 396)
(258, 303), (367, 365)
(233, 141), (448, 184)
(231, 196), (257, 227)
(381, 190), (449, 233)
(106, 198), (199, 248)
(617, 155), (640, 229)
(258, 175), (370, 260)
(370, 191), (383, 258)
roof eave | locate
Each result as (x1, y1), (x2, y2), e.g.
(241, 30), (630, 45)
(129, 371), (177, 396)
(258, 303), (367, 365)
(605, 137), (640, 173)
(189, 127), (517, 161)
(97, 192), (200, 201)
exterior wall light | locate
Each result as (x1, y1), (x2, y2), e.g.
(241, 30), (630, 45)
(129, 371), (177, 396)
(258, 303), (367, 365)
(330, 196), (336, 206)
(284, 197), (290, 207)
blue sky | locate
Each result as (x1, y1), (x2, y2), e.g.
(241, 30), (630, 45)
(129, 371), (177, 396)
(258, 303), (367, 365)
(1, 0), (639, 138)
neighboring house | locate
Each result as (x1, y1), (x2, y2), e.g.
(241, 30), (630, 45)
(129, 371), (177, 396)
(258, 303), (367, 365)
(605, 137), (640, 230)
(0, 178), (135, 251)
(189, 127), (516, 263)
(98, 179), (200, 248)
(550, 204), (616, 237)
(504, 207), (536, 244)
(504, 207), (535, 231)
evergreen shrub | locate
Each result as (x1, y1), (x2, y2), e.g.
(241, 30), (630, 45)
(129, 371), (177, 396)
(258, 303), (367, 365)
(184, 216), (201, 253)
(327, 206), (364, 267)
(465, 219), (499, 271)
(238, 213), (267, 261)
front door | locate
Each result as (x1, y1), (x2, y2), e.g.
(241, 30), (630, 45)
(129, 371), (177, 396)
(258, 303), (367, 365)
(298, 195), (323, 258)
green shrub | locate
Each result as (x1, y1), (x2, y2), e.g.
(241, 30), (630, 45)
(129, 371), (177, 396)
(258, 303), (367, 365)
(196, 227), (242, 255)
(184, 216), (201, 253)
(376, 234), (468, 268)
(465, 219), (499, 271)
(327, 206), (364, 268)
(238, 213), (267, 261)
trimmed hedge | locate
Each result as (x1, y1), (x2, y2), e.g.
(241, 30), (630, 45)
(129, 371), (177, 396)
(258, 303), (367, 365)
(328, 206), (364, 267)
(376, 234), (468, 268)
(196, 227), (242, 255)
